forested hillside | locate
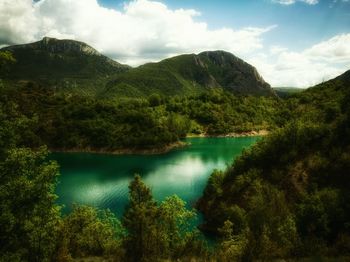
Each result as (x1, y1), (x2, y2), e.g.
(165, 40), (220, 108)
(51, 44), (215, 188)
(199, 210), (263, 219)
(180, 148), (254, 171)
(1, 37), (129, 95)
(198, 70), (350, 259)
(104, 50), (275, 98)
(1, 38), (275, 98)
(0, 82), (282, 152)
(1, 47), (349, 261)
(0, 40), (281, 152)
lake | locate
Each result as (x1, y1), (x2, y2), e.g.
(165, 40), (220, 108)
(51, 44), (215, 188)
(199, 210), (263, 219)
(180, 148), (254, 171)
(51, 137), (259, 216)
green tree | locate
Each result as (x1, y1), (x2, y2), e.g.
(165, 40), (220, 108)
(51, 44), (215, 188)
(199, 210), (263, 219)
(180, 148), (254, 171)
(58, 205), (124, 259)
(0, 51), (16, 77)
(158, 195), (196, 258)
(0, 147), (60, 262)
(148, 94), (162, 107)
(122, 174), (159, 262)
(217, 220), (247, 262)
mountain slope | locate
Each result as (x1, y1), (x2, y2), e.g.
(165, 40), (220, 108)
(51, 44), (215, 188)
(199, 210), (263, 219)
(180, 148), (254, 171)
(1, 38), (274, 97)
(105, 50), (275, 97)
(197, 70), (350, 258)
(1, 37), (130, 94)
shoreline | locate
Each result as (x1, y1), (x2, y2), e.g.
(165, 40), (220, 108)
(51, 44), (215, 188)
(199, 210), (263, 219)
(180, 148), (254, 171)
(50, 141), (188, 156)
(50, 130), (269, 155)
(186, 129), (269, 138)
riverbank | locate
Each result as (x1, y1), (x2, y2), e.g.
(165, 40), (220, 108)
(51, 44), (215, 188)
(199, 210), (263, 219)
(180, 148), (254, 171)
(51, 131), (268, 155)
(187, 129), (269, 138)
(51, 140), (188, 155)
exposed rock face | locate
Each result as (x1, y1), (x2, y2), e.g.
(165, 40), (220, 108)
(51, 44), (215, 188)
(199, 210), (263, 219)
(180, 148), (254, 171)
(106, 50), (276, 97)
(1, 38), (275, 97)
(198, 51), (274, 96)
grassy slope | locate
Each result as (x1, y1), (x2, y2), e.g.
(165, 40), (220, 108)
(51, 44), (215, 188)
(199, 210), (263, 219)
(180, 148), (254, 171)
(103, 54), (216, 98)
(2, 39), (275, 98)
(103, 51), (275, 98)
(2, 42), (129, 96)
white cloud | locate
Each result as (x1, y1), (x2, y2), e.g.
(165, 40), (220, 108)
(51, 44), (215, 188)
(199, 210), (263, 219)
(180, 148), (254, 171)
(305, 34), (350, 63)
(269, 45), (288, 55)
(0, 0), (39, 44)
(272, 0), (318, 5)
(0, 0), (349, 88)
(248, 34), (350, 87)
(0, 0), (274, 66)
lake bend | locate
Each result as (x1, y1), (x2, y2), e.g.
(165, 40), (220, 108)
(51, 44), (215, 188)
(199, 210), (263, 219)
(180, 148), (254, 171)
(51, 137), (260, 216)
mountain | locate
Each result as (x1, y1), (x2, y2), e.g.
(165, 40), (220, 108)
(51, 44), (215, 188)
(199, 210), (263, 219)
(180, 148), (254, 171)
(1, 37), (130, 94)
(104, 50), (275, 97)
(1, 38), (275, 97)
(310, 69), (350, 92)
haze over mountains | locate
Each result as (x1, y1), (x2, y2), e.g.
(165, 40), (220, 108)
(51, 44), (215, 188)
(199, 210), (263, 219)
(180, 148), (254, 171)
(1, 37), (275, 97)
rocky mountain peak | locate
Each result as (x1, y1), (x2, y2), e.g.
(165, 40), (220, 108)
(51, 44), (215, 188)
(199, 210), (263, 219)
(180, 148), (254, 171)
(4, 37), (101, 56)
(198, 50), (274, 96)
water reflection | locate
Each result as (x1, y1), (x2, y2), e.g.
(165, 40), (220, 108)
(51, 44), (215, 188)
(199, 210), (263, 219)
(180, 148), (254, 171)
(52, 137), (259, 216)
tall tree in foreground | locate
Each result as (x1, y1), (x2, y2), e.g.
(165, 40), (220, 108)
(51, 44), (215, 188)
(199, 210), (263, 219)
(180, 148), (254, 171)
(56, 205), (124, 260)
(122, 175), (209, 262)
(0, 147), (61, 262)
(122, 174), (159, 262)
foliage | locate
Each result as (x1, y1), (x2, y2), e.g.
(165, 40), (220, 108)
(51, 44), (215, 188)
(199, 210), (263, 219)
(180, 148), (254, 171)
(122, 175), (204, 262)
(1, 48), (350, 261)
(100, 51), (275, 98)
(0, 51), (16, 77)
(0, 83), (283, 152)
(0, 147), (60, 262)
(57, 205), (124, 259)
(198, 70), (350, 260)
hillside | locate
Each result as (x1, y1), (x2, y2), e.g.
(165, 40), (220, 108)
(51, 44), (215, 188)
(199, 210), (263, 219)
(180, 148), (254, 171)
(273, 87), (305, 98)
(197, 70), (350, 259)
(1, 37), (130, 95)
(0, 48), (282, 153)
(1, 38), (275, 97)
(105, 50), (275, 97)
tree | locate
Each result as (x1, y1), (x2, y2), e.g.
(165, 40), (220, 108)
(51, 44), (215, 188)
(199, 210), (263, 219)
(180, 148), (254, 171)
(58, 205), (124, 259)
(158, 195), (196, 258)
(148, 94), (162, 107)
(0, 147), (60, 262)
(217, 220), (247, 262)
(122, 175), (159, 262)
(0, 51), (15, 79)
(123, 176), (205, 261)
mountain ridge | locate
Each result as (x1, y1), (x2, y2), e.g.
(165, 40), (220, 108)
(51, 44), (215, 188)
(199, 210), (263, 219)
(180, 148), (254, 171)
(105, 50), (275, 97)
(1, 37), (275, 97)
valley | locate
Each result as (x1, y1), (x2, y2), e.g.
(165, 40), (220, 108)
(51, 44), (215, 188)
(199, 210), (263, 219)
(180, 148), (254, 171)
(0, 37), (349, 261)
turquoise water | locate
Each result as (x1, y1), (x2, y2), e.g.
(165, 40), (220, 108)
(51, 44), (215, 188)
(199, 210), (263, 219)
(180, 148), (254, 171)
(52, 137), (259, 216)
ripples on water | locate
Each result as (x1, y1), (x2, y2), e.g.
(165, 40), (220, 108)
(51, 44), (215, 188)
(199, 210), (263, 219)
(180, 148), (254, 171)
(51, 137), (259, 216)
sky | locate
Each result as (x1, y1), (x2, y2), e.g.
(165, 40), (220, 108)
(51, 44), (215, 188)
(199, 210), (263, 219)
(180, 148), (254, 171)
(0, 0), (349, 87)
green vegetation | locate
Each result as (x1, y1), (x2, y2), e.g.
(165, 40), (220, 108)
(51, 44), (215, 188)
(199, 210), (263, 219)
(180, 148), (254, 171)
(104, 51), (274, 98)
(2, 37), (129, 96)
(0, 135), (208, 261)
(1, 47), (350, 261)
(1, 38), (275, 98)
(0, 82), (282, 152)
(0, 40), (280, 150)
(198, 70), (350, 260)
(273, 87), (305, 98)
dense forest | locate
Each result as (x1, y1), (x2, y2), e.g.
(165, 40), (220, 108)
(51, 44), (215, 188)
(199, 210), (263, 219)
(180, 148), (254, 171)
(1, 49), (350, 261)
(0, 81), (283, 153)
(198, 69), (350, 260)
